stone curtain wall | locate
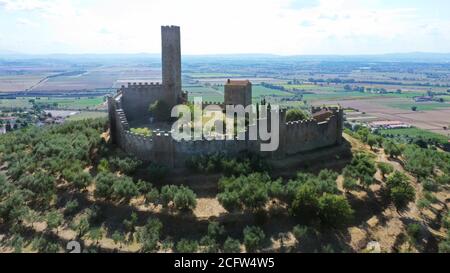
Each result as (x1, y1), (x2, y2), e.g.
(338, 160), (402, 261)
(109, 91), (344, 168)
(120, 83), (165, 122)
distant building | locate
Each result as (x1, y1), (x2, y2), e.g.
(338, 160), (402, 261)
(369, 120), (411, 130)
(414, 96), (433, 102)
(224, 80), (252, 108)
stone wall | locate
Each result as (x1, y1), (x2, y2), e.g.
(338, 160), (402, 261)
(109, 91), (344, 168)
(283, 115), (339, 156)
(119, 83), (165, 123)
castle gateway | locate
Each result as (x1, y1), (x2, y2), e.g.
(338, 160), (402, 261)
(108, 26), (344, 168)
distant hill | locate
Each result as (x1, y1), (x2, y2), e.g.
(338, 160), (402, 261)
(1, 51), (450, 63)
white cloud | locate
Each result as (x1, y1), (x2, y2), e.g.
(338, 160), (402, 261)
(1, 0), (450, 54)
(0, 0), (52, 12)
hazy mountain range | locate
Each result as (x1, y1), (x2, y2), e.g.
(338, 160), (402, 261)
(1, 51), (450, 63)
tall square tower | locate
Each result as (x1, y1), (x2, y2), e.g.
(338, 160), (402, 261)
(224, 79), (252, 107)
(161, 25), (182, 108)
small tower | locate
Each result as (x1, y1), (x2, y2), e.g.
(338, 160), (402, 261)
(224, 79), (252, 107)
(161, 25), (182, 108)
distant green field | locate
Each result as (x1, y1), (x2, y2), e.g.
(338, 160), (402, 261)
(283, 84), (345, 92)
(379, 127), (449, 144)
(185, 86), (224, 102)
(386, 102), (450, 111)
(185, 84), (294, 103)
(302, 90), (423, 102)
(0, 97), (105, 110)
(186, 73), (245, 78)
(0, 98), (31, 108)
(67, 111), (107, 121)
(252, 85), (292, 99)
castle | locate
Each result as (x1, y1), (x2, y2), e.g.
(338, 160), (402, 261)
(108, 26), (344, 168)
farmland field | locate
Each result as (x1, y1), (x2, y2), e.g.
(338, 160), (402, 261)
(385, 102), (450, 111)
(0, 96), (105, 110)
(67, 111), (107, 121)
(379, 127), (449, 144)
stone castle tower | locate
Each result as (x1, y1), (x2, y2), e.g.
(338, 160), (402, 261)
(224, 79), (252, 107)
(161, 25), (182, 108)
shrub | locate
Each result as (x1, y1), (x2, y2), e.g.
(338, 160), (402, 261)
(443, 212), (450, 229)
(223, 237), (241, 253)
(160, 185), (197, 211)
(200, 236), (220, 253)
(64, 200), (79, 216)
(407, 223), (421, 243)
(290, 184), (320, 221)
(136, 218), (163, 253)
(243, 226), (266, 253)
(112, 176), (139, 201)
(218, 173), (271, 212)
(377, 162), (394, 179)
(145, 188), (160, 205)
(176, 239), (199, 253)
(386, 171), (416, 210)
(422, 179), (439, 192)
(318, 194), (354, 228)
(94, 172), (115, 199)
(383, 141), (403, 158)
(343, 177), (358, 192)
(109, 157), (142, 175)
(343, 154), (377, 188)
(207, 221), (225, 240)
(286, 109), (307, 122)
(173, 186), (197, 211)
(130, 127), (152, 137)
(292, 225), (308, 244)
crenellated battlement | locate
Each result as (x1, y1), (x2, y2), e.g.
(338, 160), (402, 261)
(122, 82), (162, 89)
(107, 25), (344, 168)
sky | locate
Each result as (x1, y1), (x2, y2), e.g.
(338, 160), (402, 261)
(0, 0), (449, 55)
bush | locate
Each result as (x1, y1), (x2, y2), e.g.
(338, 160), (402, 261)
(386, 171), (416, 210)
(145, 188), (160, 205)
(377, 162), (394, 179)
(130, 127), (152, 137)
(200, 236), (220, 253)
(136, 218), (163, 253)
(207, 221), (225, 240)
(436, 174), (450, 185)
(443, 212), (450, 229)
(218, 173), (271, 212)
(176, 239), (199, 253)
(160, 185), (197, 211)
(383, 141), (403, 158)
(173, 186), (197, 211)
(64, 200), (79, 216)
(243, 226), (266, 253)
(112, 176), (139, 201)
(109, 157), (142, 175)
(286, 109), (307, 122)
(422, 179), (439, 192)
(343, 154), (377, 188)
(223, 237), (241, 253)
(407, 223), (421, 243)
(343, 177), (358, 192)
(290, 184), (320, 221)
(292, 225), (308, 244)
(94, 172), (115, 199)
(318, 194), (354, 228)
